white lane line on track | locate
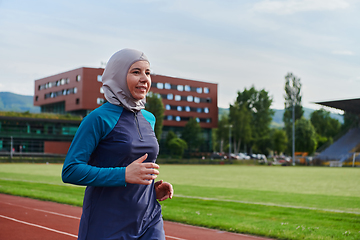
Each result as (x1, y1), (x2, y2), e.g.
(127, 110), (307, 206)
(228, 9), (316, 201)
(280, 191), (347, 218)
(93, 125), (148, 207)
(175, 194), (360, 215)
(2, 202), (81, 220)
(0, 214), (78, 238)
(1, 202), (186, 240)
(165, 236), (187, 240)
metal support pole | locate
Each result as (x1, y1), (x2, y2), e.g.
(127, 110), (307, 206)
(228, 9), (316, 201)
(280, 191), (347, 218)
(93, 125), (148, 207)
(229, 125), (232, 158)
(292, 103), (295, 166)
(353, 153), (356, 167)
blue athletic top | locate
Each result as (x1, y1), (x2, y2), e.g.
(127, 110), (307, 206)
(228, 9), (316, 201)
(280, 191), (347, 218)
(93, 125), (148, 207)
(62, 102), (162, 240)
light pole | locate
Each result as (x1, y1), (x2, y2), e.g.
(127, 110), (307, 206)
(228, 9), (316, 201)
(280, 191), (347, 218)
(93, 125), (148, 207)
(289, 82), (296, 166)
(292, 101), (295, 166)
(227, 124), (233, 159)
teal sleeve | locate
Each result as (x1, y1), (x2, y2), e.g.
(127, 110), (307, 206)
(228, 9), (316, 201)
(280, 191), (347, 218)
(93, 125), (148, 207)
(62, 103), (127, 187)
(141, 109), (156, 130)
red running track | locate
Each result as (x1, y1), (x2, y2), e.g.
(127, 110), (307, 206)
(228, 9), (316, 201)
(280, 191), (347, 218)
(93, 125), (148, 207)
(0, 194), (273, 240)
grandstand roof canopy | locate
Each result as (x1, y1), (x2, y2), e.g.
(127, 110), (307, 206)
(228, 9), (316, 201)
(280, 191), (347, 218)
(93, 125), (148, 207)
(315, 98), (360, 114)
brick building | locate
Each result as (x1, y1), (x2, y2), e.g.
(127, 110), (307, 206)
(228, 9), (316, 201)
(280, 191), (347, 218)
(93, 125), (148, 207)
(33, 67), (218, 153)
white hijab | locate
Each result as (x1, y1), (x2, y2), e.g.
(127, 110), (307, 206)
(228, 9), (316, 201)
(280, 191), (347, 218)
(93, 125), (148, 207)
(102, 49), (149, 112)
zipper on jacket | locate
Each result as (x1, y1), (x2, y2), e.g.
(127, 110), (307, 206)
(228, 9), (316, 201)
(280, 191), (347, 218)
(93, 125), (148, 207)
(134, 112), (143, 140)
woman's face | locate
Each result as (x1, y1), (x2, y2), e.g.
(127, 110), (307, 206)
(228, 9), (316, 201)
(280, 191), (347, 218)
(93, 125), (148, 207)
(126, 60), (151, 100)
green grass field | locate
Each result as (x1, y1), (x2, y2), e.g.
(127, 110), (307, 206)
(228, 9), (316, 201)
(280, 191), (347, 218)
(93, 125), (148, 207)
(0, 163), (359, 239)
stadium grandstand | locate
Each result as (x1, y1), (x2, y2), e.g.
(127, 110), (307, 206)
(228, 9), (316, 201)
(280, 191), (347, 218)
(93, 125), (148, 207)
(315, 98), (360, 167)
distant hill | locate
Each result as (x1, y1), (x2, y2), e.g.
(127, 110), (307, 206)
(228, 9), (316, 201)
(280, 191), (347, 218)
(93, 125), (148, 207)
(219, 107), (343, 128)
(0, 92), (40, 113)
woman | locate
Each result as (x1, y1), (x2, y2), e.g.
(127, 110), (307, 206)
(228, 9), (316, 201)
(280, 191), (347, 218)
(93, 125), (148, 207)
(62, 48), (173, 240)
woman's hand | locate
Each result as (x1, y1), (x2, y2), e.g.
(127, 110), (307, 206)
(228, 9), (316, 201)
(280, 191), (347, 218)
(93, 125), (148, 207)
(154, 180), (174, 201)
(125, 154), (159, 185)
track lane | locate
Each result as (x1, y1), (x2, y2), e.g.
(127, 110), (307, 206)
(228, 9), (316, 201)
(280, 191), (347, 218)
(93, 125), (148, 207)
(0, 194), (272, 240)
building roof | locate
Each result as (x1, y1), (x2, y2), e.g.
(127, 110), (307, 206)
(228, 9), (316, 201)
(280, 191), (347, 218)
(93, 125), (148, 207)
(315, 98), (360, 114)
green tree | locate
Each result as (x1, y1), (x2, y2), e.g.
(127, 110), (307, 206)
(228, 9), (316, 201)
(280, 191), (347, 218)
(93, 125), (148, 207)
(283, 73), (304, 154)
(310, 109), (341, 149)
(181, 117), (203, 152)
(295, 118), (317, 154)
(310, 109), (341, 138)
(235, 86), (274, 154)
(168, 138), (188, 158)
(271, 128), (288, 154)
(342, 111), (359, 131)
(214, 115), (230, 153)
(165, 131), (177, 149)
(229, 102), (252, 153)
(145, 92), (164, 141)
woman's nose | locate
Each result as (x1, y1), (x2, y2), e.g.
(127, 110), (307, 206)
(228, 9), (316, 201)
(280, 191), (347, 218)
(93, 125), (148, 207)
(139, 73), (149, 81)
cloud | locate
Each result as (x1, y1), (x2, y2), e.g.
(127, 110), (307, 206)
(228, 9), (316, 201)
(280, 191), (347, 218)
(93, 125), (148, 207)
(331, 50), (355, 55)
(253, 0), (350, 14)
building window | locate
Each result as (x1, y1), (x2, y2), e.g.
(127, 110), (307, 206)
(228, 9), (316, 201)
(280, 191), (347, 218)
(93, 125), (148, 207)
(185, 106), (190, 112)
(97, 75), (102, 82)
(100, 87), (104, 93)
(61, 79), (66, 85)
(187, 96), (193, 102)
(76, 98), (80, 104)
(97, 98), (105, 104)
(204, 87), (209, 94)
(74, 87), (78, 94)
(196, 87), (202, 94)
(167, 94), (173, 100)
(35, 96), (38, 101)
(176, 116), (181, 121)
(206, 118), (211, 123)
(175, 95), (181, 101)
(165, 104), (171, 110)
(167, 115), (173, 121)
(76, 75), (81, 81)
(177, 106), (182, 111)
(204, 107), (209, 113)
(194, 97), (200, 103)
(197, 108), (202, 113)
(196, 118), (200, 123)
(157, 83), (164, 89)
(185, 85), (191, 91)
(177, 85), (184, 91)
(165, 83), (171, 89)
(206, 98), (211, 103)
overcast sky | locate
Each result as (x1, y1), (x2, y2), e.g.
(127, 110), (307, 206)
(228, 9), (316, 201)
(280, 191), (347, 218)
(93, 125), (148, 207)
(1, 0), (359, 112)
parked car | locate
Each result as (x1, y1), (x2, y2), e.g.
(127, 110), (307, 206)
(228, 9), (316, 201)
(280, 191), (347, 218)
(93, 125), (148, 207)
(236, 153), (250, 160)
(210, 152), (225, 160)
(272, 156), (291, 166)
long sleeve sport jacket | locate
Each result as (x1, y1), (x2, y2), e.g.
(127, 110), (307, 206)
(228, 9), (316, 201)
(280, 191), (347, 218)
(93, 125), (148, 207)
(62, 102), (163, 240)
